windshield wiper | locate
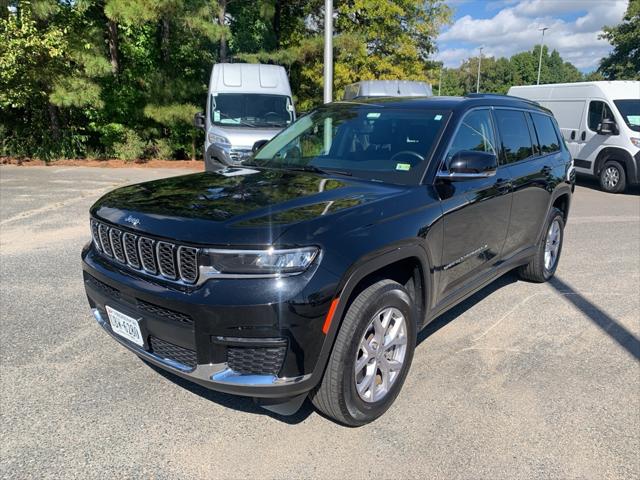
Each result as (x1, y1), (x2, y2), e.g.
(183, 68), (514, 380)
(215, 111), (260, 128)
(282, 165), (352, 176)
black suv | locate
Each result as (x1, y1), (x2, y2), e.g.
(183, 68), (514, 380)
(82, 95), (573, 425)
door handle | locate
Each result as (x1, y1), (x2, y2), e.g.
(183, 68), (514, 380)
(581, 131), (586, 141)
(570, 131), (576, 140)
(541, 165), (552, 175)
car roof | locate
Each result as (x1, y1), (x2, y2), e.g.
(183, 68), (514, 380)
(336, 94), (552, 115)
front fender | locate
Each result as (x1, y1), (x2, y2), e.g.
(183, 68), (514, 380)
(306, 241), (434, 390)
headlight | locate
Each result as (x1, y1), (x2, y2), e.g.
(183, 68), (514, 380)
(208, 132), (231, 147)
(631, 137), (640, 148)
(204, 247), (319, 277)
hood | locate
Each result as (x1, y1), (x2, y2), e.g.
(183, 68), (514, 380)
(91, 168), (408, 246)
(210, 125), (284, 150)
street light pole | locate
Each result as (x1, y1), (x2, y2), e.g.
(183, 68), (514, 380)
(439, 67), (443, 96)
(323, 0), (333, 104)
(476, 47), (483, 93)
(537, 26), (549, 85)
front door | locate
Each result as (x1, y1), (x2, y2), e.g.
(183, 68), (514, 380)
(575, 100), (616, 173)
(435, 109), (512, 301)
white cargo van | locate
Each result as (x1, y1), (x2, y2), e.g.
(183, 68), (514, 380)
(508, 81), (639, 192)
(194, 63), (295, 171)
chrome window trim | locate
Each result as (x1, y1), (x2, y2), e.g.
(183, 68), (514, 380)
(436, 170), (496, 180)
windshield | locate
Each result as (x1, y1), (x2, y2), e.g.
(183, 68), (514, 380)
(613, 99), (640, 132)
(250, 105), (449, 185)
(211, 93), (293, 128)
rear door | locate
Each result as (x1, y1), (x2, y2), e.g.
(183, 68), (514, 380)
(496, 109), (558, 258)
(435, 108), (512, 300)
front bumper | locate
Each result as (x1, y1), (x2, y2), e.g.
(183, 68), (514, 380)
(83, 245), (339, 399)
(91, 308), (311, 396)
(204, 144), (252, 171)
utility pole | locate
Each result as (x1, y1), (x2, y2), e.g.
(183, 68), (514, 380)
(537, 26), (549, 85)
(323, 0), (333, 104)
(438, 67), (443, 96)
(476, 47), (483, 93)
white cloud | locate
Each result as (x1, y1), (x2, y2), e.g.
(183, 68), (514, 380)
(437, 0), (628, 71)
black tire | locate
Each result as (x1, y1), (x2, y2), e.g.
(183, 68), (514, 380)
(599, 160), (626, 193)
(518, 207), (564, 283)
(309, 279), (416, 426)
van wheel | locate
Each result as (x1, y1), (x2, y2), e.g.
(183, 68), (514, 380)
(309, 280), (416, 426)
(599, 160), (626, 193)
(518, 208), (564, 283)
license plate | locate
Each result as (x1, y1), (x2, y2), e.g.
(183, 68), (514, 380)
(106, 305), (143, 346)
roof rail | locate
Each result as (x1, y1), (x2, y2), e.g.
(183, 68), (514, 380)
(466, 92), (541, 106)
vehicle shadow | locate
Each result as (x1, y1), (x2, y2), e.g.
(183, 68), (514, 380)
(548, 276), (640, 361)
(141, 271), (639, 425)
(142, 360), (315, 425)
(575, 175), (640, 195)
(417, 272), (519, 346)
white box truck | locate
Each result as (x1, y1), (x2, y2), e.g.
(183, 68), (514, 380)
(508, 81), (639, 193)
(194, 63), (296, 171)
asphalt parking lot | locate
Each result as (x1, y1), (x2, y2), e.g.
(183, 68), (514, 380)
(1, 165), (639, 479)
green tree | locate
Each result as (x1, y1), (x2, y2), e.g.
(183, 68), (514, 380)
(439, 46), (586, 96)
(599, 0), (640, 80)
(239, 0), (451, 111)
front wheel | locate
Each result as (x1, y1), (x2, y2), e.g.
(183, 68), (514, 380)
(599, 160), (626, 193)
(518, 207), (565, 283)
(310, 280), (416, 426)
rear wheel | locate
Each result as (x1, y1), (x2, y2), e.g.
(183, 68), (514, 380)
(599, 160), (626, 193)
(518, 208), (564, 283)
(310, 279), (416, 426)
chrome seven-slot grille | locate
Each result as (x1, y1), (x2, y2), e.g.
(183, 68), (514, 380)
(90, 219), (199, 284)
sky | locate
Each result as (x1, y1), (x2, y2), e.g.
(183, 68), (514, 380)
(436, 0), (629, 72)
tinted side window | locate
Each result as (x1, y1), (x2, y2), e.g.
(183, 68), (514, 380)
(445, 109), (496, 166)
(588, 101), (614, 131)
(532, 113), (561, 154)
(494, 110), (534, 164)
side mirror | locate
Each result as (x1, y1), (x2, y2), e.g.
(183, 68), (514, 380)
(442, 150), (497, 178)
(193, 112), (206, 130)
(598, 118), (617, 135)
(252, 139), (269, 153)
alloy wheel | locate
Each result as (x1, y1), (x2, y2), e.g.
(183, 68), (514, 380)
(544, 219), (561, 270)
(354, 307), (408, 403)
(603, 166), (620, 189)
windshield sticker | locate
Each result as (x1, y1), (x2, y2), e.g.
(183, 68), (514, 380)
(213, 111), (220, 122)
(218, 167), (259, 177)
(395, 163), (411, 171)
(434, 114), (443, 121)
(627, 115), (640, 126)
(367, 112), (381, 119)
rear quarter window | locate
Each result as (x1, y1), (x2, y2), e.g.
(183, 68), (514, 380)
(494, 109), (534, 164)
(531, 113), (561, 154)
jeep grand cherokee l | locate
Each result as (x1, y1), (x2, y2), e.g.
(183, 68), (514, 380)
(82, 95), (573, 426)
